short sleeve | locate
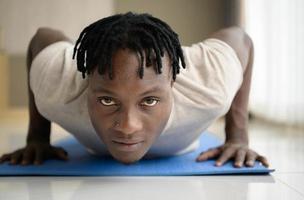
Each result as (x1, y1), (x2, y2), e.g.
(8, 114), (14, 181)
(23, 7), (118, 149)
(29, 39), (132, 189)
(174, 38), (243, 115)
(30, 41), (88, 105)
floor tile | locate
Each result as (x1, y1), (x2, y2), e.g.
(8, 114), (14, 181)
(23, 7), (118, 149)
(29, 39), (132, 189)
(275, 173), (304, 196)
(0, 176), (304, 200)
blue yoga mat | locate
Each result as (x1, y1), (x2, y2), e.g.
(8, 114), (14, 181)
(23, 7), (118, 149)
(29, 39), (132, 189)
(0, 132), (274, 176)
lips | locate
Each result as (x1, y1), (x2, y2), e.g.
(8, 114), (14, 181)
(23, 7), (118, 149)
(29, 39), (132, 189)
(112, 140), (144, 152)
(113, 140), (142, 145)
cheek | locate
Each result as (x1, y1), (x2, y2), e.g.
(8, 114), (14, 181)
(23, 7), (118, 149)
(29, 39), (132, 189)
(87, 94), (114, 133)
(144, 99), (172, 139)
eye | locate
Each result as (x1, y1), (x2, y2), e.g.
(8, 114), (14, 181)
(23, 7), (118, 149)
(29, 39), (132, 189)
(97, 97), (117, 106)
(141, 97), (160, 107)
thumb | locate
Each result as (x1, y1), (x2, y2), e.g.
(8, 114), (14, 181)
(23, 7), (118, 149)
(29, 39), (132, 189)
(53, 147), (69, 161)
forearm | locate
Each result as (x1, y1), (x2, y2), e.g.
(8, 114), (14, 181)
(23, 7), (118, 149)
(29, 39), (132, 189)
(224, 39), (254, 144)
(27, 102), (51, 144)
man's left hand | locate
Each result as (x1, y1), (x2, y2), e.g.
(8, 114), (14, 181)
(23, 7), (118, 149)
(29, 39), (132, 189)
(196, 140), (269, 168)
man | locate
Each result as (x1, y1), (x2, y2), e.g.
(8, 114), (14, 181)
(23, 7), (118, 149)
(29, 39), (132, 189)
(0, 12), (268, 168)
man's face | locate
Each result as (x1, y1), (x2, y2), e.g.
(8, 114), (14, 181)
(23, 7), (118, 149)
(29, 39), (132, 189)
(87, 48), (173, 164)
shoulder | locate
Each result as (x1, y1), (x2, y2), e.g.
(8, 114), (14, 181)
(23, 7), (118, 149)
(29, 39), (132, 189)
(30, 27), (72, 59)
(209, 26), (253, 70)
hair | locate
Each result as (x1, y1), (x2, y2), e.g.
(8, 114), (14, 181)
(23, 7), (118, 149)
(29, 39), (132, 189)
(72, 12), (186, 80)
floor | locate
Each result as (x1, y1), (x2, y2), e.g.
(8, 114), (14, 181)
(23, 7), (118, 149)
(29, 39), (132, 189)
(0, 115), (303, 200)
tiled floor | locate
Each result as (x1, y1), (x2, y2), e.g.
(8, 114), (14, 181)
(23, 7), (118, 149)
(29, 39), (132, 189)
(0, 115), (303, 200)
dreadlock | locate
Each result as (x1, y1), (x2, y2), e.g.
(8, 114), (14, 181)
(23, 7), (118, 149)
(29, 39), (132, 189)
(73, 12), (186, 80)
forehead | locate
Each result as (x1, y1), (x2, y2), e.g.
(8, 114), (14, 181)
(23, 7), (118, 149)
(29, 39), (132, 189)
(89, 48), (172, 91)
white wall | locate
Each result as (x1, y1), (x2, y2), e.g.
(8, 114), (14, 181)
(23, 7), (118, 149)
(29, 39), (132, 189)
(245, 0), (304, 127)
(0, 0), (115, 54)
(116, 0), (225, 46)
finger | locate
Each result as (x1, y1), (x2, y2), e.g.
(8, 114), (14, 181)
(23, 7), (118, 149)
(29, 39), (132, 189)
(234, 149), (246, 168)
(34, 150), (44, 165)
(21, 148), (34, 165)
(53, 147), (68, 161)
(196, 148), (221, 162)
(245, 151), (258, 167)
(9, 150), (23, 165)
(215, 148), (236, 166)
(0, 154), (11, 163)
(257, 155), (269, 168)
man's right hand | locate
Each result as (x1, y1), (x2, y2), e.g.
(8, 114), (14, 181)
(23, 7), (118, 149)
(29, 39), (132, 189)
(0, 141), (68, 165)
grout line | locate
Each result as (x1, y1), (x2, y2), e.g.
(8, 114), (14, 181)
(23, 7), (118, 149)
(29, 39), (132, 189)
(275, 176), (304, 198)
(275, 171), (304, 174)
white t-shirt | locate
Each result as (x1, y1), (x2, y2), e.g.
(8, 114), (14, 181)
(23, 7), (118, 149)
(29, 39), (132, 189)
(30, 39), (243, 156)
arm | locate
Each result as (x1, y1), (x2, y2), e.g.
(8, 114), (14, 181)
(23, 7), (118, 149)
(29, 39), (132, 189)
(0, 28), (71, 165)
(212, 27), (251, 144)
(196, 27), (269, 167)
(27, 27), (72, 143)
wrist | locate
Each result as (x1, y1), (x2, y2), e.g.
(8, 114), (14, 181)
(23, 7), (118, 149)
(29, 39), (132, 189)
(225, 128), (249, 144)
(26, 129), (50, 144)
(27, 135), (50, 144)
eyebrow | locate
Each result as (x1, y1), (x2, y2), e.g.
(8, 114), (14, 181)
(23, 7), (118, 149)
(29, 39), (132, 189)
(93, 86), (163, 96)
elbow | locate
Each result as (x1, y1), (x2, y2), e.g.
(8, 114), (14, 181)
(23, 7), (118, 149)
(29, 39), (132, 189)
(29, 27), (69, 58)
(29, 27), (54, 58)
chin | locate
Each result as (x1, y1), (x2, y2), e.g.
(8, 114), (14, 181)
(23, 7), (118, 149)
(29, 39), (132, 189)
(119, 158), (140, 165)
(115, 155), (142, 165)
(111, 151), (145, 165)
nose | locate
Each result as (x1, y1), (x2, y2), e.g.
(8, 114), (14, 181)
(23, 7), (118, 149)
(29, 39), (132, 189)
(114, 108), (143, 135)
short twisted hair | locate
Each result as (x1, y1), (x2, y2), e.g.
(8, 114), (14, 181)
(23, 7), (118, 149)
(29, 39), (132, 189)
(73, 12), (186, 80)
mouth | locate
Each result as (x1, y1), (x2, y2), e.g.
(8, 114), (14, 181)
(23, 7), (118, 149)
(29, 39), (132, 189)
(111, 140), (144, 152)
